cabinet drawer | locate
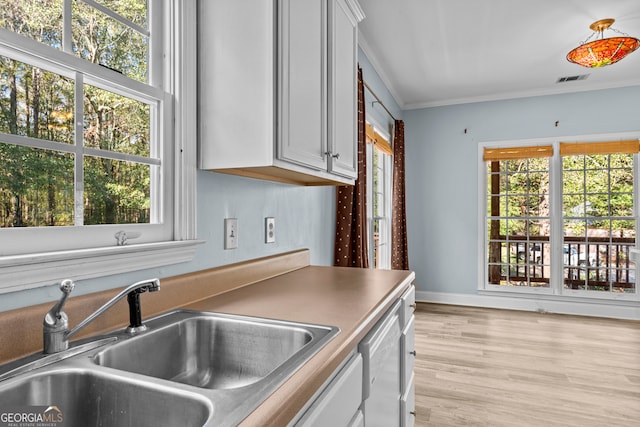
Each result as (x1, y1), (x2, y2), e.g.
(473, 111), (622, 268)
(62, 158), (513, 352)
(295, 352), (363, 427)
(401, 314), (416, 391)
(400, 285), (415, 328)
(401, 375), (415, 427)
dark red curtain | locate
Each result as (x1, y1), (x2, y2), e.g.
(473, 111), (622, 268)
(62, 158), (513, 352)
(334, 66), (369, 268)
(391, 120), (409, 270)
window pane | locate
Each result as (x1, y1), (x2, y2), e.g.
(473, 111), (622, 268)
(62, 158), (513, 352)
(84, 85), (150, 156)
(84, 156), (151, 225)
(1, 0), (64, 49)
(0, 56), (75, 143)
(0, 143), (74, 227)
(72, 0), (148, 82)
(563, 169), (584, 195)
(586, 193), (609, 217)
(585, 168), (608, 193)
(485, 157), (550, 288)
(93, 0), (148, 27)
(507, 219), (527, 236)
(562, 154), (635, 293)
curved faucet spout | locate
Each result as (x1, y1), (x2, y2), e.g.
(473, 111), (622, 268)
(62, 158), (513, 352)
(43, 278), (160, 354)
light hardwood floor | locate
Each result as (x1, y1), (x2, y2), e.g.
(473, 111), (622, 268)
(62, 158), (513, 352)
(414, 303), (640, 427)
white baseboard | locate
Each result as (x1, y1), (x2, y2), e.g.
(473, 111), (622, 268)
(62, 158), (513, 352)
(416, 291), (640, 320)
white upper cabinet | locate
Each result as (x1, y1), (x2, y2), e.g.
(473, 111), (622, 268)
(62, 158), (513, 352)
(328, 0), (361, 178)
(198, 0), (364, 186)
(278, 0), (327, 174)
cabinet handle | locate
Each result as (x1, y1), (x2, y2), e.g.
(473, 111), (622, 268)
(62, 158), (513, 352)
(410, 303), (416, 309)
(325, 152), (341, 159)
(410, 411), (416, 417)
(409, 350), (417, 356)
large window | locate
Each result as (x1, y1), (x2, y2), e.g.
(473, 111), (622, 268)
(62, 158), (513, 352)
(482, 138), (638, 299)
(485, 146), (552, 288)
(0, 0), (198, 292)
(366, 122), (392, 269)
(561, 141), (636, 294)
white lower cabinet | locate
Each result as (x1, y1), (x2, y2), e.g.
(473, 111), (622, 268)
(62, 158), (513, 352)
(400, 286), (417, 426)
(359, 300), (402, 427)
(293, 352), (363, 426)
(401, 315), (415, 391)
(291, 284), (415, 427)
(400, 374), (415, 427)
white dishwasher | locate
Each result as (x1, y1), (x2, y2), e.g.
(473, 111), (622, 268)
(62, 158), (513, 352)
(358, 300), (402, 427)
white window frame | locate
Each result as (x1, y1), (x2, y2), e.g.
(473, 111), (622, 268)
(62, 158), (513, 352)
(478, 131), (640, 302)
(0, 1), (200, 293)
(366, 119), (392, 269)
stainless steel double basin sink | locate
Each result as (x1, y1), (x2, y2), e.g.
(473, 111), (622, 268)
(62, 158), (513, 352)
(0, 310), (339, 427)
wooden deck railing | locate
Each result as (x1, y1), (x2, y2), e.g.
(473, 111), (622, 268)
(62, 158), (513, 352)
(489, 235), (635, 290)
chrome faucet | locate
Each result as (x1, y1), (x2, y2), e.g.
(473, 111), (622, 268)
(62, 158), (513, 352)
(43, 278), (160, 354)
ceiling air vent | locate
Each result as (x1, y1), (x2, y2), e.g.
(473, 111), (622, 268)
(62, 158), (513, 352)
(557, 74), (589, 83)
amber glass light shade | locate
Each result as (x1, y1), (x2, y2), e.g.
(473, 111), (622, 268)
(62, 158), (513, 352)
(567, 36), (640, 67)
(567, 19), (640, 68)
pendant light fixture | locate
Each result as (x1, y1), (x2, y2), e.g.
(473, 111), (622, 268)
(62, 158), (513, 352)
(567, 18), (640, 68)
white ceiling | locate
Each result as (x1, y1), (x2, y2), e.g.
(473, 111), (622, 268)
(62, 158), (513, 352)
(357, 0), (640, 109)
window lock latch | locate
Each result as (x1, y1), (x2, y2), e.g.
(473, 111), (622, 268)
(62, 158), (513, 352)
(114, 231), (141, 246)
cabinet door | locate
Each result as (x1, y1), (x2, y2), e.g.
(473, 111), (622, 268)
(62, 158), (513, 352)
(328, 0), (358, 179)
(401, 375), (415, 427)
(198, 0), (275, 170)
(401, 315), (416, 391)
(295, 353), (363, 427)
(278, 0), (328, 172)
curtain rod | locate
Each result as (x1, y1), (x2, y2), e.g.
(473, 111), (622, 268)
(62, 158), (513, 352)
(363, 81), (397, 122)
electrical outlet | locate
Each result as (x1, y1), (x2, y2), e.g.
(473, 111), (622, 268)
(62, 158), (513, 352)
(265, 217), (275, 243)
(224, 218), (238, 249)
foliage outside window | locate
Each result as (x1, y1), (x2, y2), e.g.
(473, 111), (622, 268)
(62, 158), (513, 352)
(483, 140), (638, 298)
(0, 0), (163, 242)
(0, 0), (198, 293)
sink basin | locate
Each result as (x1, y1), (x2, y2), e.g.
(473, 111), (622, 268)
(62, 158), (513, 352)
(0, 310), (338, 427)
(95, 310), (338, 390)
(0, 369), (212, 427)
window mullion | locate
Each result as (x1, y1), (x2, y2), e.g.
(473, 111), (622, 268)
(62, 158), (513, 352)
(63, 0), (73, 53)
(635, 154), (639, 296)
(74, 73), (85, 226)
(148, 0), (163, 89)
(550, 142), (563, 295)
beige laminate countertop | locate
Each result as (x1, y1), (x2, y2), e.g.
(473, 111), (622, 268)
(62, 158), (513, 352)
(186, 265), (415, 426)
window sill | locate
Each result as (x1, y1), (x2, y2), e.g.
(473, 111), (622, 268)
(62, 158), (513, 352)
(0, 240), (204, 294)
(479, 287), (639, 304)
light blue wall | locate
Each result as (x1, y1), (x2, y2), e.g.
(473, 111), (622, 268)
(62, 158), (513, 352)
(0, 172), (336, 311)
(404, 86), (640, 295)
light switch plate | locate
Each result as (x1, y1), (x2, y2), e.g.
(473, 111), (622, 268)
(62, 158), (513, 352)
(224, 218), (238, 249)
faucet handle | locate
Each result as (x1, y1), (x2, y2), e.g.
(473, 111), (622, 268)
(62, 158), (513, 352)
(43, 279), (75, 354)
(48, 279), (74, 321)
(60, 279), (75, 295)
